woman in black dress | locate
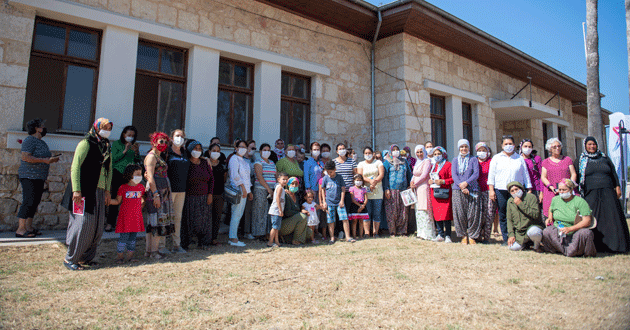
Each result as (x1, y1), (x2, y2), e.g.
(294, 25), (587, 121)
(575, 137), (630, 253)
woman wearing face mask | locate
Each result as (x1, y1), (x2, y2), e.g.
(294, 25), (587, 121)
(207, 143), (227, 246)
(269, 138), (285, 163)
(106, 126), (140, 233)
(227, 140), (253, 246)
(357, 147), (385, 237)
(238, 140), (257, 240)
(487, 135), (532, 244)
(252, 143), (276, 238)
(451, 139), (482, 244)
(475, 142), (497, 242)
(142, 132), (175, 259)
(162, 129), (190, 254)
(382, 144), (412, 237)
(334, 143), (358, 239)
(541, 138), (577, 221)
(505, 181), (543, 251)
(180, 140), (214, 250)
(574, 137), (629, 253)
(541, 179), (596, 256)
(62, 118), (114, 270)
(520, 139), (544, 204)
(409, 145), (434, 240)
(424, 141), (435, 164)
(428, 147), (453, 242)
(315, 143), (332, 237)
(275, 145), (304, 193)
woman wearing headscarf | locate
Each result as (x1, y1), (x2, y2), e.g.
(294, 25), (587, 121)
(383, 144), (412, 236)
(475, 142), (496, 242)
(506, 181), (543, 251)
(410, 145), (434, 240)
(281, 177), (311, 244)
(541, 178), (596, 257)
(180, 140), (214, 250)
(62, 118), (113, 270)
(574, 137), (630, 253)
(429, 146), (453, 242)
(451, 139), (481, 244)
(403, 146), (416, 171)
(520, 139), (544, 203)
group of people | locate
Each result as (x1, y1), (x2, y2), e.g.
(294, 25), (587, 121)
(15, 118), (630, 271)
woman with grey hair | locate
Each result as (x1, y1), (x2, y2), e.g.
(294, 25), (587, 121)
(541, 137), (576, 220)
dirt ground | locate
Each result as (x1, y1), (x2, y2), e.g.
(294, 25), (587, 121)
(1, 232), (629, 330)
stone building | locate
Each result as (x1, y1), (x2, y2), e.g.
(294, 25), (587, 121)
(0, 0), (608, 230)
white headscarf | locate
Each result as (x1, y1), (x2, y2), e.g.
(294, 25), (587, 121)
(457, 139), (470, 175)
(414, 145), (425, 160)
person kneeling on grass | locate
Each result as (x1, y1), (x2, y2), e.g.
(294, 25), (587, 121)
(506, 181), (543, 251)
(321, 161), (354, 244)
(108, 164), (145, 263)
(280, 177), (312, 245)
(541, 179), (596, 257)
(268, 172), (288, 247)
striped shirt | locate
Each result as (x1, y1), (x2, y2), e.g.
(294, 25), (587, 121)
(254, 159), (277, 190)
(334, 157), (357, 188)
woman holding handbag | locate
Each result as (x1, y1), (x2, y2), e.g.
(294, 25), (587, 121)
(226, 140), (253, 247)
(428, 147), (454, 243)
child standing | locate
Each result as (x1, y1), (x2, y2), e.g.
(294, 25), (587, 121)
(268, 172), (288, 247)
(349, 174), (370, 239)
(321, 161), (353, 243)
(302, 191), (321, 244)
(108, 164), (145, 263)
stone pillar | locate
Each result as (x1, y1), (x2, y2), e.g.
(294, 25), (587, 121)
(185, 46), (220, 146)
(253, 61), (282, 144)
(445, 96), (463, 156)
(94, 26), (139, 139)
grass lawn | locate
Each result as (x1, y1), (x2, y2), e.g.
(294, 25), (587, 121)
(1, 232), (629, 329)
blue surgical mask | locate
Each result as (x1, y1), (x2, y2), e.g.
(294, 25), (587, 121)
(289, 186), (299, 193)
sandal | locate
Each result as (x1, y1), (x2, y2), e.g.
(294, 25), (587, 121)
(347, 238), (356, 243)
(63, 261), (84, 271)
(15, 231), (36, 238)
(150, 252), (163, 259)
(328, 239), (336, 245)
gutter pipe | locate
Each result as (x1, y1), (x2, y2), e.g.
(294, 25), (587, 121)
(371, 10), (382, 151)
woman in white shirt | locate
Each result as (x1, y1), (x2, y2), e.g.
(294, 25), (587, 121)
(227, 140), (253, 247)
(487, 135), (532, 243)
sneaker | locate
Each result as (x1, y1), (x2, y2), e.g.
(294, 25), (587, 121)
(338, 232), (345, 239)
(173, 246), (187, 254)
(228, 240), (246, 247)
(445, 236), (452, 243)
(158, 248), (171, 255)
(244, 233), (255, 240)
(433, 235), (444, 242)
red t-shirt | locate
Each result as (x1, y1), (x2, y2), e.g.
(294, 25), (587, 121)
(115, 183), (145, 233)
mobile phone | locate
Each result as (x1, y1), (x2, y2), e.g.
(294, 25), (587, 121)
(53, 153), (62, 157)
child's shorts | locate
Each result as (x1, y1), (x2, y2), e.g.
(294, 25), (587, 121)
(326, 205), (348, 223)
(270, 215), (282, 230)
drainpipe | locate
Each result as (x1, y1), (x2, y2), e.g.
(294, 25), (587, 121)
(371, 10), (382, 151)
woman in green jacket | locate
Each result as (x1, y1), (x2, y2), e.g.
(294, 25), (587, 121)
(506, 181), (543, 251)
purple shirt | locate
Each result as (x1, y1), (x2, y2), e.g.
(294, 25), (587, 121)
(451, 156), (480, 191)
(523, 155), (543, 192)
(186, 160), (214, 196)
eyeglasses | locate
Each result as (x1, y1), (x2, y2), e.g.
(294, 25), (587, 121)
(550, 145), (562, 149)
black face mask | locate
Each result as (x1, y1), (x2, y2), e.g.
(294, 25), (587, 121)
(40, 127), (47, 137)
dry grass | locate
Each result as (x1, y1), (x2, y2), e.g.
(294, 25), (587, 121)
(1, 233), (629, 330)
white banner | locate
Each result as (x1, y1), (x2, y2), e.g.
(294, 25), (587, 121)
(608, 112), (630, 187)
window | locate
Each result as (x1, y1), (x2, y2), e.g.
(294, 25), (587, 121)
(430, 95), (446, 147)
(132, 40), (187, 141)
(557, 126), (565, 155)
(542, 122), (549, 158)
(216, 59), (254, 143)
(23, 18), (101, 134)
(575, 138), (584, 155)
(280, 73), (311, 145)
(462, 102), (473, 143)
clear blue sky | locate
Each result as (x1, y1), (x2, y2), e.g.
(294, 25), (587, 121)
(367, 0), (629, 115)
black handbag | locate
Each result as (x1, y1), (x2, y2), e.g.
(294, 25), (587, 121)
(433, 188), (450, 199)
(223, 184), (242, 204)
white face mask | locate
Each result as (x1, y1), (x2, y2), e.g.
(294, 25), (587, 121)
(237, 147), (247, 156)
(355, 181), (363, 186)
(210, 152), (221, 160)
(559, 192), (572, 200)
(426, 147), (433, 156)
(311, 150), (320, 157)
(477, 151), (488, 159)
(364, 154), (373, 161)
(132, 176), (142, 184)
(434, 155), (443, 163)
(286, 150), (296, 158)
(261, 150), (271, 159)
(99, 130), (111, 139)
(503, 145), (515, 153)
(511, 189), (523, 199)
(248, 150), (255, 156)
(191, 150), (202, 158)
(391, 150), (400, 158)
(521, 147), (532, 156)
(338, 149), (347, 157)
(173, 136), (184, 147)
(125, 136), (134, 143)
(321, 151), (331, 159)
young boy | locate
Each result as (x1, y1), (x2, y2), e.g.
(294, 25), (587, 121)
(268, 172), (289, 247)
(321, 161), (354, 243)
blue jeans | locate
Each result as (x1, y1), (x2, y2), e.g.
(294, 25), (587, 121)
(270, 215), (282, 230)
(366, 199), (382, 223)
(229, 197), (248, 239)
(495, 189), (511, 242)
(435, 220), (452, 238)
(117, 232), (138, 253)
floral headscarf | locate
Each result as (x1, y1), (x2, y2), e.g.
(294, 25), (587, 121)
(433, 146), (448, 173)
(385, 144), (404, 171)
(578, 136), (606, 194)
(381, 149), (389, 159)
(86, 117), (112, 164)
(288, 176), (299, 187)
